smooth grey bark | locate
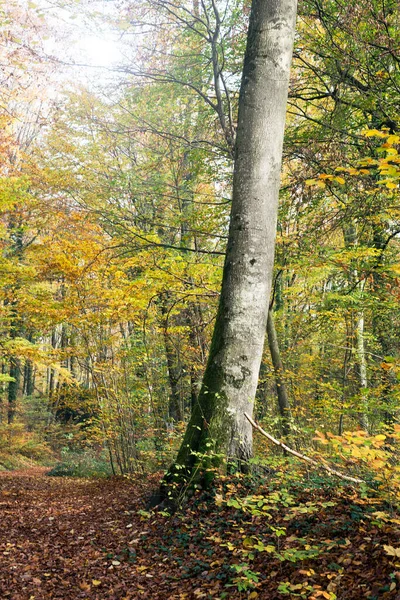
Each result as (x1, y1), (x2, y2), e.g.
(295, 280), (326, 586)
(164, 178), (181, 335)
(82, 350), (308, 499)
(161, 0), (297, 496)
(267, 308), (291, 436)
(356, 310), (369, 431)
(47, 329), (58, 397)
(343, 224), (369, 431)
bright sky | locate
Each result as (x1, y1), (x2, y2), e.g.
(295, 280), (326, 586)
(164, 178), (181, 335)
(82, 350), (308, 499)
(36, 0), (125, 81)
(77, 34), (123, 69)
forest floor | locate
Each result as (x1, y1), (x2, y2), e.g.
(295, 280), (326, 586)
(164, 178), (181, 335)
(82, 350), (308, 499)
(0, 469), (399, 600)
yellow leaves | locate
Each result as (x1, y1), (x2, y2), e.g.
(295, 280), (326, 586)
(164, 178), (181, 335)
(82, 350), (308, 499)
(311, 428), (400, 497)
(382, 146), (398, 156)
(4, 337), (43, 360)
(371, 459), (385, 469)
(376, 179), (398, 190)
(1, 337), (75, 384)
(312, 591), (334, 599)
(305, 178), (326, 188)
(386, 181), (397, 190)
(387, 134), (400, 145)
(383, 545), (400, 558)
(215, 493), (223, 506)
(362, 129), (388, 138)
(390, 264), (400, 276)
(315, 130), (400, 193)
(350, 446), (362, 459)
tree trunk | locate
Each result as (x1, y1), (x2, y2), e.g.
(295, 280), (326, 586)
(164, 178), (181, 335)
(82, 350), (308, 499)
(356, 312), (369, 431)
(267, 308), (291, 436)
(23, 332), (35, 397)
(160, 298), (184, 422)
(47, 328), (58, 397)
(161, 0), (297, 498)
(23, 359), (35, 396)
(8, 358), (20, 424)
(342, 224), (369, 431)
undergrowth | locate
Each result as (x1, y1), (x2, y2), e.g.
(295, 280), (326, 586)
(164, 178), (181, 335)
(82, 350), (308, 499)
(0, 423), (54, 471)
(47, 449), (113, 478)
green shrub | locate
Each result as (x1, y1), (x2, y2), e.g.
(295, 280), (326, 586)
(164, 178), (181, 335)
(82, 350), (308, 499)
(47, 449), (112, 478)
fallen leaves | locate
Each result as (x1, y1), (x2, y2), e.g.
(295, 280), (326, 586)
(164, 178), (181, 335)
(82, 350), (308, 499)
(0, 469), (398, 599)
(384, 545), (400, 558)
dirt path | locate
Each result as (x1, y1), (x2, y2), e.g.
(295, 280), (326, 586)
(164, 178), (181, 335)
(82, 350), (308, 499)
(0, 470), (172, 600)
(1, 470), (399, 600)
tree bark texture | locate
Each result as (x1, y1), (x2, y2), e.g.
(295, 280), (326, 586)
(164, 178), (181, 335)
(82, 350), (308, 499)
(8, 358), (20, 424)
(162, 0), (297, 495)
(267, 308), (291, 435)
(160, 297), (184, 422)
(23, 359), (35, 397)
(343, 224), (369, 431)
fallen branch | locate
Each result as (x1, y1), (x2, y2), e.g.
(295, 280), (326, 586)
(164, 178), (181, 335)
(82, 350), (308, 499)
(244, 413), (365, 484)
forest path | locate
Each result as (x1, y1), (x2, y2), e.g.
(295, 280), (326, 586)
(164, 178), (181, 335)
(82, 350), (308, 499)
(0, 469), (399, 600)
(0, 469), (177, 600)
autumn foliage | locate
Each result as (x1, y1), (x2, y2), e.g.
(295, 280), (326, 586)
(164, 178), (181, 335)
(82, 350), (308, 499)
(0, 0), (399, 597)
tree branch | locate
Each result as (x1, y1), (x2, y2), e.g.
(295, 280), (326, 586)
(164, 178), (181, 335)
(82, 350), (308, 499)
(244, 413), (365, 484)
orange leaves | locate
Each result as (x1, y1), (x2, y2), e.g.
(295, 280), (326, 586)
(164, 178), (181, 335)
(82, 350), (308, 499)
(313, 430), (329, 445)
(305, 174), (346, 188)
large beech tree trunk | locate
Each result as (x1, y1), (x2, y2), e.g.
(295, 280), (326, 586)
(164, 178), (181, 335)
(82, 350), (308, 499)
(161, 0), (297, 498)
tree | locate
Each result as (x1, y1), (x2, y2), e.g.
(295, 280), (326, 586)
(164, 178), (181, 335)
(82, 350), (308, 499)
(262, 0), (400, 435)
(161, 0), (298, 498)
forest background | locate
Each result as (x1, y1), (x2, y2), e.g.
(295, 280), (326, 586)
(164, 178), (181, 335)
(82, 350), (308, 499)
(0, 0), (399, 496)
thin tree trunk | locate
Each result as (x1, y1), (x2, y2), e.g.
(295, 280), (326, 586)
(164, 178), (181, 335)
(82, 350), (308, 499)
(160, 299), (184, 422)
(161, 0), (297, 498)
(8, 358), (20, 424)
(0, 362), (5, 422)
(23, 360), (35, 396)
(343, 224), (369, 431)
(23, 332), (34, 397)
(266, 308), (291, 436)
(48, 329), (57, 397)
(356, 312), (369, 431)
(338, 317), (352, 435)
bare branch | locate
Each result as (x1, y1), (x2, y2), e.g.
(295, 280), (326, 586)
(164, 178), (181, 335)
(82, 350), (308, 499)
(244, 413), (365, 484)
